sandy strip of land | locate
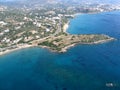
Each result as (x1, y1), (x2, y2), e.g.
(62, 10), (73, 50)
(63, 13), (82, 33)
(63, 22), (69, 33)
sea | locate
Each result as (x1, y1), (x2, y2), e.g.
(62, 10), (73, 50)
(0, 11), (120, 90)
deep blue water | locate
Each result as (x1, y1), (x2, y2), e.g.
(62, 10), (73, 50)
(67, 11), (120, 39)
(0, 11), (120, 90)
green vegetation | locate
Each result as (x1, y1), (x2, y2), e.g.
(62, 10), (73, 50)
(38, 41), (57, 48)
(38, 41), (61, 51)
(36, 34), (114, 52)
(0, 5), (115, 53)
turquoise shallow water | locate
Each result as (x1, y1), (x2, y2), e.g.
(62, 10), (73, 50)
(0, 11), (120, 90)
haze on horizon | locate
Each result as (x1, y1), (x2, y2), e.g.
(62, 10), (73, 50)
(0, 0), (120, 4)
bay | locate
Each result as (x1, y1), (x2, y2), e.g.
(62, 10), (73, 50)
(0, 11), (120, 90)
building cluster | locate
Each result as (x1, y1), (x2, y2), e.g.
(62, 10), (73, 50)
(0, 3), (120, 50)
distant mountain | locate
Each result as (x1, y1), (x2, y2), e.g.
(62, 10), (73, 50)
(0, 0), (120, 5)
(57, 0), (120, 4)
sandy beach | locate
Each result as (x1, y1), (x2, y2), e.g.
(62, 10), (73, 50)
(63, 13), (83, 33)
(63, 22), (69, 33)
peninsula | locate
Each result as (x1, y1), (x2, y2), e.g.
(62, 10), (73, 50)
(0, 3), (116, 55)
(0, 31), (114, 55)
(31, 33), (114, 53)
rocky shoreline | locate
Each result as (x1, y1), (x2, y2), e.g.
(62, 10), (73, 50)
(36, 34), (115, 53)
(60, 37), (114, 53)
(0, 15), (115, 56)
(0, 35), (115, 56)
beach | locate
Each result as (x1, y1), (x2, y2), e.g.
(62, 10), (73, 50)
(63, 22), (69, 33)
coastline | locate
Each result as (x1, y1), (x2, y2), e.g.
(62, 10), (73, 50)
(63, 13), (83, 33)
(0, 37), (115, 56)
(0, 12), (116, 56)
(38, 36), (115, 53)
(63, 22), (69, 33)
(60, 37), (115, 53)
(0, 44), (35, 56)
(63, 13), (82, 33)
(62, 12), (105, 33)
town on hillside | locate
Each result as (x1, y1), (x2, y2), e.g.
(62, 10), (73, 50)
(0, 3), (118, 54)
